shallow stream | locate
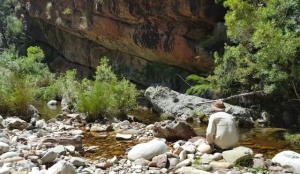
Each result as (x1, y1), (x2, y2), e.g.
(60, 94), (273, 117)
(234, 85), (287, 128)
(33, 101), (300, 160)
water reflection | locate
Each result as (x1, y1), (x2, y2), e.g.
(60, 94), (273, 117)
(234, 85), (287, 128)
(33, 100), (62, 120)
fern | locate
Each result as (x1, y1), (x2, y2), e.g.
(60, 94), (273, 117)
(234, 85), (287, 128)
(186, 74), (212, 96)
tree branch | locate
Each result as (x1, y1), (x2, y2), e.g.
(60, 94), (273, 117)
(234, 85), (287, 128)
(196, 90), (264, 105)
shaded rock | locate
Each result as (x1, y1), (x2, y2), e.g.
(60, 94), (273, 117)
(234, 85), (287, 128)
(272, 150), (300, 173)
(153, 120), (197, 140)
(0, 142), (9, 155)
(238, 117), (255, 128)
(127, 139), (169, 160)
(222, 146), (253, 165)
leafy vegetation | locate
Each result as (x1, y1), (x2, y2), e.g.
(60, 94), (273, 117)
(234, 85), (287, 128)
(0, 46), (53, 116)
(210, 0), (300, 98)
(283, 132), (300, 144)
(77, 58), (139, 122)
(0, 0), (32, 51)
(187, 0), (300, 122)
(62, 8), (73, 15)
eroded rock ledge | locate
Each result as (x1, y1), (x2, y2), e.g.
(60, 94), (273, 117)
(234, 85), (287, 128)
(20, 0), (226, 87)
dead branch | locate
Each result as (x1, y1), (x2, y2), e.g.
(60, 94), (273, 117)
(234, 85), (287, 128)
(196, 90), (264, 105)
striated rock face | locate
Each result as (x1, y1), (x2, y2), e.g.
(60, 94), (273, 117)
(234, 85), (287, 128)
(21, 0), (226, 86)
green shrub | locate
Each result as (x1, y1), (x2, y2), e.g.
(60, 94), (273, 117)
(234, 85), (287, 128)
(77, 57), (138, 122)
(0, 46), (53, 116)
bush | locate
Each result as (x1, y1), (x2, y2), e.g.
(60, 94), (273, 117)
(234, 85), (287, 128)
(0, 46), (52, 116)
(77, 58), (138, 122)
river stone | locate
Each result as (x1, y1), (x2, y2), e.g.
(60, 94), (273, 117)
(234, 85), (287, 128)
(0, 142), (9, 155)
(45, 160), (76, 174)
(69, 157), (86, 166)
(41, 151), (58, 164)
(116, 133), (132, 140)
(197, 143), (213, 154)
(1, 152), (18, 160)
(71, 130), (83, 135)
(153, 120), (197, 140)
(174, 166), (211, 174)
(222, 146), (253, 165)
(48, 145), (65, 155)
(47, 100), (58, 106)
(272, 150), (300, 173)
(127, 139), (169, 160)
(3, 117), (28, 130)
(65, 145), (75, 153)
(210, 161), (233, 169)
(0, 166), (10, 174)
(151, 154), (168, 168)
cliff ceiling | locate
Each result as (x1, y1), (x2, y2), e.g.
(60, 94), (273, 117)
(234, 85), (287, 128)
(20, 0), (226, 88)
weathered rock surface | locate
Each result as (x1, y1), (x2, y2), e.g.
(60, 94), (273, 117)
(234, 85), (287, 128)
(272, 151), (300, 173)
(222, 146), (254, 165)
(145, 84), (258, 118)
(127, 139), (169, 160)
(21, 0), (226, 87)
(153, 120), (197, 140)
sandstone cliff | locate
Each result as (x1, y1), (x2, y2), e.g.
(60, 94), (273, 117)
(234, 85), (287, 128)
(21, 0), (226, 88)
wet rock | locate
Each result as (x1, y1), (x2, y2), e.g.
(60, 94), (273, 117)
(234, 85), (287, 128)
(222, 146), (254, 165)
(272, 151), (300, 173)
(153, 120), (197, 140)
(127, 139), (169, 160)
(47, 100), (58, 106)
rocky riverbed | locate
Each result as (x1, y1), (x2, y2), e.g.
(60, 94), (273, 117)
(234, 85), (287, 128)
(0, 113), (299, 174)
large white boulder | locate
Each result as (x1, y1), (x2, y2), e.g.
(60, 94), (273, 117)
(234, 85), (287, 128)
(222, 146), (253, 164)
(128, 139), (169, 160)
(272, 151), (300, 173)
(45, 160), (76, 174)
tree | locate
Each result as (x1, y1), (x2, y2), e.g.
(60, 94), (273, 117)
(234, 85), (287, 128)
(210, 0), (300, 101)
(0, 0), (31, 51)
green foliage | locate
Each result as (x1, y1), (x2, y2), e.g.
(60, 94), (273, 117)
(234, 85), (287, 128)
(0, 0), (30, 49)
(283, 132), (300, 144)
(186, 74), (212, 96)
(62, 8), (73, 15)
(210, 0), (300, 99)
(77, 57), (138, 121)
(0, 46), (53, 116)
